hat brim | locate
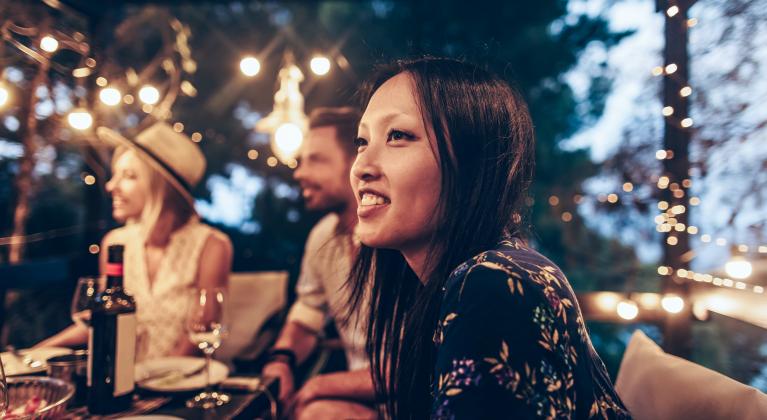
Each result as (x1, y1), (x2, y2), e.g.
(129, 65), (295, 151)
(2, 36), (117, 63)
(96, 126), (197, 212)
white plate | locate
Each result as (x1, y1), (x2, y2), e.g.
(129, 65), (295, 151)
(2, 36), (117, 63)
(135, 356), (229, 393)
(1, 347), (73, 376)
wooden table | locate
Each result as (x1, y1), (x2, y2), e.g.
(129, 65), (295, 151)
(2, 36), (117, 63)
(64, 376), (279, 419)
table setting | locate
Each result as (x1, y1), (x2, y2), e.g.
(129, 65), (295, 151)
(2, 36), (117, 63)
(0, 284), (278, 419)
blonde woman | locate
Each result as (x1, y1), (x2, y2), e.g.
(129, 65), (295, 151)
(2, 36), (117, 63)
(37, 122), (232, 362)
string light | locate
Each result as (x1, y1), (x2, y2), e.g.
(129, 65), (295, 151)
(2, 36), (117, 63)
(680, 86), (692, 97)
(662, 106), (674, 116)
(40, 35), (59, 52)
(247, 149), (259, 160)
(661, 295), (685, 313)
(240, 56), (261, 77)
(652, 66), (664, 76)
(658, 266), (764, 296)
(67, 108), (93, 130)
(665, 63), (678, 74)
(616, 300), (639, 320)
(687, 18), (698, 27)
(724, 256), (752, 279)
(309, 55), (331, 76)
(548, 195), (560, 206)
(666, 6), (679, 17)
(138, 85), (160, 105)
(99, 87), (122, 106)
(191, 132), (202, 143)
(83, 174), (96, 185)
(681, 117), (693, 128)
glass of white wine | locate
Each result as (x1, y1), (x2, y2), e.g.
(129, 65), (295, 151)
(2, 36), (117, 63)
(185, 287), (229, 409)
(71, 277), (100, 327)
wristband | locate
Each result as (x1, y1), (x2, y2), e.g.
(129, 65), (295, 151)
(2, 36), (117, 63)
(266, 348), (297, 372)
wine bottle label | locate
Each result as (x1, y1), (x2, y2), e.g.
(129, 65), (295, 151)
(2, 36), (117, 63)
(113, 313), (137, 397)
(87, 326), (94, 387)
(105, 262), (123, 276)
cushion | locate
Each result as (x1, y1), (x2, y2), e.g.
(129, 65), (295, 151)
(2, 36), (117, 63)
(615, 330), (767, 420)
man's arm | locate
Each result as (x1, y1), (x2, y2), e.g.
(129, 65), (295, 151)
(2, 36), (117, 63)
(262, 319), (321, 403)
(295, 368), (375, 402)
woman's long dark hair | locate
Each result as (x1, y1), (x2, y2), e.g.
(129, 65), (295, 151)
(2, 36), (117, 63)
(346, 57), (535, 419)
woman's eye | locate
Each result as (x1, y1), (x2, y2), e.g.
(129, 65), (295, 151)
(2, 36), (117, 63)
(387, 129), (414, 142)
(354, 137), (368, 150)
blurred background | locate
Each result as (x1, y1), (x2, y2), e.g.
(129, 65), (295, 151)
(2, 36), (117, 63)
(0, 0), (764, 389)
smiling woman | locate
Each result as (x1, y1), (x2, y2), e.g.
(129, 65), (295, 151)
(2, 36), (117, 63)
(346, 57), (631, 419)
(35, 122), (233, 364)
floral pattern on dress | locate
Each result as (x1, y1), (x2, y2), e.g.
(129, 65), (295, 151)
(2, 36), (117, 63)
(431, 238), (631, 419)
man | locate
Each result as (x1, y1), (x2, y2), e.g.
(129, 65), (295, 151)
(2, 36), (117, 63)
(262, 107), (376, 419)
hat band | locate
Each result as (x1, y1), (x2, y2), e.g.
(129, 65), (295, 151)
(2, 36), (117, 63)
(131, 140), (193, 194)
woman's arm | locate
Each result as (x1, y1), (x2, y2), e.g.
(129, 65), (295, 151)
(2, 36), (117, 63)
(33, 231), (118, 349)
(170, 232), (234, 357)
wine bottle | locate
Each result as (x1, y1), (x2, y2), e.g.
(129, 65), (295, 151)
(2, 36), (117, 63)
(87, 244), (137, 414)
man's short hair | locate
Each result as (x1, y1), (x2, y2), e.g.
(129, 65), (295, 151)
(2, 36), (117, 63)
(308, 107), (360, 157)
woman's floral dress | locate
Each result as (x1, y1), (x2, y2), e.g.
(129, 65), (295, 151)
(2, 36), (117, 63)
(431, 238), (631, 419)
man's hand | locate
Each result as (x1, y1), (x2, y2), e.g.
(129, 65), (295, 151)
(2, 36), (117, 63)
(285, 374), (324, 418)
(262, 360), (294, 404)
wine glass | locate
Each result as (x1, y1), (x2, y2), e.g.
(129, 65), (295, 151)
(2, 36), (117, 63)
(71, 277), (99, 327)
(185, 288), (229, 409)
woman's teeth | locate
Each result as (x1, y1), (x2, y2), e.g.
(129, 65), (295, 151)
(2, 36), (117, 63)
(360, 193), (388, 206)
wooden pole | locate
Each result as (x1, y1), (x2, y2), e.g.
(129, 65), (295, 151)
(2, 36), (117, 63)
(660, 0), (696, 358)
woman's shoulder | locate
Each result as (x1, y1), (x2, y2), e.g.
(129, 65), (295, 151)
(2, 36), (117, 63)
(449, 239), (566, 290)
(102, 224), (139, 246)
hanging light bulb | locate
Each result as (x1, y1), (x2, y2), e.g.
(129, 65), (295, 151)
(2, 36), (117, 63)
(310, 55), (331, 76)
(67, 108), (93, 130)
(725, 256), (752, 279)
(40, 35), (59, 53)
(240, 56), (261, 77)
(99, 87), (122, 106)
(616, 300), (639, 320)
(138, 85), (160, 105)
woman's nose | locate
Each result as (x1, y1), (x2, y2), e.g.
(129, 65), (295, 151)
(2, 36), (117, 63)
(351, 152), (380, 182)
(105, 177), (116, 192)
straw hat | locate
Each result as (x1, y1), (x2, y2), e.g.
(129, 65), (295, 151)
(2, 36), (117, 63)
(96, 122), (206, 208)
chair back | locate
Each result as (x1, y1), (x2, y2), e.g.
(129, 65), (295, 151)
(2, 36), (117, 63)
(216, 271), (288, 362)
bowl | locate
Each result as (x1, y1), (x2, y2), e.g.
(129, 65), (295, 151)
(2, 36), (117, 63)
(4, 376), (74, 419)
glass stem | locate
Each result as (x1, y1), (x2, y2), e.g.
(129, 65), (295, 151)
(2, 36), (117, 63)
(204, 351), (212, 395)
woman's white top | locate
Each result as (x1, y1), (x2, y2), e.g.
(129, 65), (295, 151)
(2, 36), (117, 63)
(107, 217), (227, 362)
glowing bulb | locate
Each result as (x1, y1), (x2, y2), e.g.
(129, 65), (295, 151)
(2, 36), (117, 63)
(667, 6), (679, 17)
(665, 63), (678, 74)
(0, 83), (9, 107)
(651, 66), (664, 76)
(661, 295), (684, 314)
(681, 118), (693, 128)
(240, 56), (261, 77)
(273, 123), (304, 163)
(138, 85), (160, 105)
(67, 108), (93, 130)
(725, 257), (752, 279)
(662, 106), (674, 116)
(687, 18), (698, 27)
(40, 35), (59, 52)
(310, 56), (331, 76)
(617, 301), (639, 320)
(99, 87), (122, 106)
(667, 236), (678, 246)
(680, 86), (692, 97)
(656, 150), (668, 160)
(622, 182), (633, 192)
(657, 266), (670, 275)
(607, 193), (618, 203)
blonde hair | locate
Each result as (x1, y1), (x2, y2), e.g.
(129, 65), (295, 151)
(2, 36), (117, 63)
(112, 147), (194, 242)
